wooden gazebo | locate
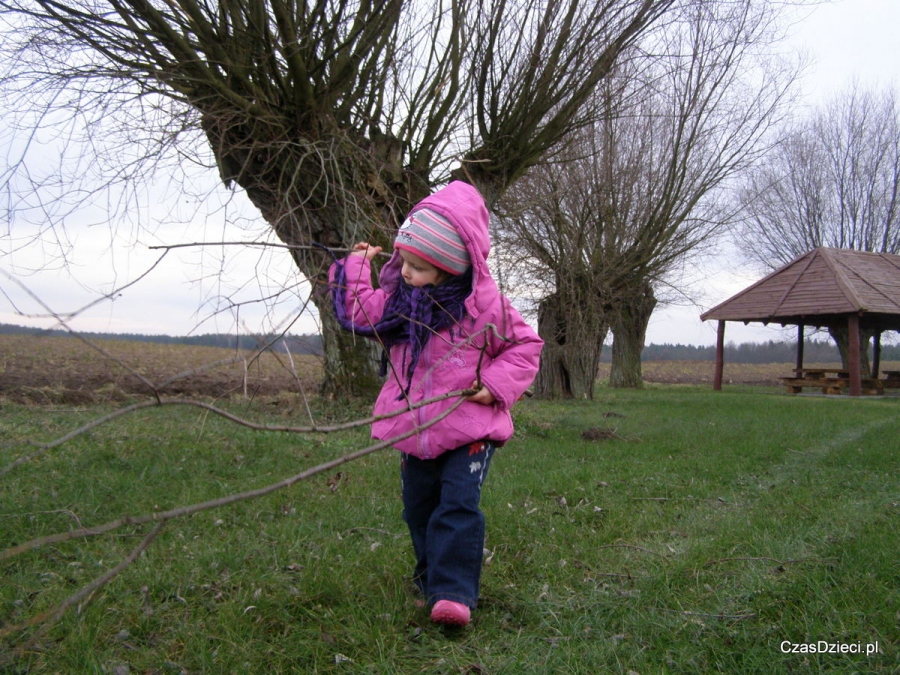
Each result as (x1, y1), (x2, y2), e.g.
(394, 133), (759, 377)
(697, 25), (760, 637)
(700, 247), (900, 396)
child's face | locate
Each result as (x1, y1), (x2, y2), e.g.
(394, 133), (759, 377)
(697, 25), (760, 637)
(398, 249), (449, 287)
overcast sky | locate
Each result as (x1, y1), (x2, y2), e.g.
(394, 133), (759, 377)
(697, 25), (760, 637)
(635, 0), (900, 346)
(2, 0), (899, 345)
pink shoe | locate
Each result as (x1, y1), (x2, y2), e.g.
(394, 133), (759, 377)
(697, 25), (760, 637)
(430, 600), (470, 626)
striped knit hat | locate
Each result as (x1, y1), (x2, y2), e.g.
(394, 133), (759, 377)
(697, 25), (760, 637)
(394, 208), (471, 275)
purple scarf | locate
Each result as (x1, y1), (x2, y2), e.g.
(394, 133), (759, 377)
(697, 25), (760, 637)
(331, 257), (472, 396)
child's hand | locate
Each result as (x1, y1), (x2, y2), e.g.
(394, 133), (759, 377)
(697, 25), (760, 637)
(467, 380), (496, 405)
(350, 242), (382, 260)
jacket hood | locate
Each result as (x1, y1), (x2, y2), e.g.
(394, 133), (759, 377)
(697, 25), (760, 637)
(379, 181), (496, 317)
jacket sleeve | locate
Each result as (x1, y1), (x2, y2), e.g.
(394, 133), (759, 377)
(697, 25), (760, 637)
(477, 298), (544, 411)
(329, 255), (389, 328)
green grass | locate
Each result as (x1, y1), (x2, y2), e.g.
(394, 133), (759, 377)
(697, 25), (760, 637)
(2, 387), (899, 673)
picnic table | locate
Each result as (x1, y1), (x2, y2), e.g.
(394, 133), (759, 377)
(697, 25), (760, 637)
(780, 368), (883, 395)
(883, 370), (900, 389)
(794, 368), (848, 379)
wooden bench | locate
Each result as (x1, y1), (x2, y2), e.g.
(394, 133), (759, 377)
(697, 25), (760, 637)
(781, 376), (844, 395)
(793, 368), (848, 379)
(780, 376), (883, 395)
(860, 378), (885, 395)
(883, 371), (900, 389)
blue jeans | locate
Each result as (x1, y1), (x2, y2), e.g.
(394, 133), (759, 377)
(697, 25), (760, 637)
(401, 440), (495, 610)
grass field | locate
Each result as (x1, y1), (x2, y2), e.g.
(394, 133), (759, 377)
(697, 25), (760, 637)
(1, 337), (899, 673)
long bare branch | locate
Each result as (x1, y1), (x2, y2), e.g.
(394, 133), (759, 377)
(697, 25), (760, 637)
(1, 386), (475, 478)
(0, 521), (166, 645)
(1, 394), (469, 562)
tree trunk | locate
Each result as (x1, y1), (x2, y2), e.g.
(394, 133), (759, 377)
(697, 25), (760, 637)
(202, 115), (416, 399)
(828, 323), (873, 376)
(534, 291), (607, 399)
(608, 283), (657, 388)
(312, 286), (384, 399)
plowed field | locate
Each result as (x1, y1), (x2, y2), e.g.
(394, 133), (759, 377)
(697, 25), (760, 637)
(0, 335), (321, 404)
(2, 334), (881, 404)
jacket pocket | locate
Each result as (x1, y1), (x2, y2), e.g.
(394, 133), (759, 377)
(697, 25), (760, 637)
(444, 400), (490, 442)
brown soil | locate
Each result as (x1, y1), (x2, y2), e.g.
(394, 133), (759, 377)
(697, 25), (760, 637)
(0, 335), (321, 405)
(4, 334), (883, 405)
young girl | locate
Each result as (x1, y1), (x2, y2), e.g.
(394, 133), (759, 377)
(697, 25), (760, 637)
(329, 180), (543, 626)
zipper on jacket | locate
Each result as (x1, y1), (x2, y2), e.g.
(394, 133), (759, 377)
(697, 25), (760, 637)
(417, 337), (432, 459)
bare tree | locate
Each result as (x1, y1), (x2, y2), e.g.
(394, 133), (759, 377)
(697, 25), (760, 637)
(0, 0), (674, 397)
(739, 84), (900, 263)
(495, 148), (612, 399)
(737, 83), (900, 370)
(498, 0), (800, 397)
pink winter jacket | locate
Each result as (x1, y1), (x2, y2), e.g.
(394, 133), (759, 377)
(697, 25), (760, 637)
(332, 181), (543, 459)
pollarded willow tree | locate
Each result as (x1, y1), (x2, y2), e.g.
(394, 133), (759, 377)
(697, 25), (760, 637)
(0, 0), (675, 397)
(736, 83), (900, 371)
(496, 0), (801, 397)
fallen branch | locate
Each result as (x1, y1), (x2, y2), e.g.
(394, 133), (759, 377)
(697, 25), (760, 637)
(2, 388), (475, 478)
(1, 395), (468, 562)
(0, 391), (471, 647)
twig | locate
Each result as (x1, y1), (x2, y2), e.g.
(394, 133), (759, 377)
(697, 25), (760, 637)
(281, 337), (315, 426)
(157, 356), (250, 389)
(630, 497), (728, 503)
(0, 273), (161, 400)
(340, 527), (403, 538)
(658, 608), (757, 621)
(0, 256), (170, 325)
(1, 401), (161, 478)
(703, 556), (836, 568)
(596, 544), (668, 558)
(148, 241), (391, 257)
(0, 509), (84, 529)
(0, 521), (165, 646)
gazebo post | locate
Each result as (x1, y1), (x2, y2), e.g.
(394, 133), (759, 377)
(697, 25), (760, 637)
(796, 324), (804, 371)
(873, 331), (882, 378)
(713, 320), (725, 391)
(848, 314), (861, 396)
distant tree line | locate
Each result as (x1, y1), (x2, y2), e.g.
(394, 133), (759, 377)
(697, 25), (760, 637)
(0, 324), (322, 355)
(5, 323), (898, 364)
(613, 339), (900, 364)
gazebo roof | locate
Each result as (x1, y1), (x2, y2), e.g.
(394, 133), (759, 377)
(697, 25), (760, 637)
(700, 247), (900, 332)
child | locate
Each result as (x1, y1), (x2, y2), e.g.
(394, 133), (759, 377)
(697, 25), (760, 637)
(329, 180), (543, 626)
